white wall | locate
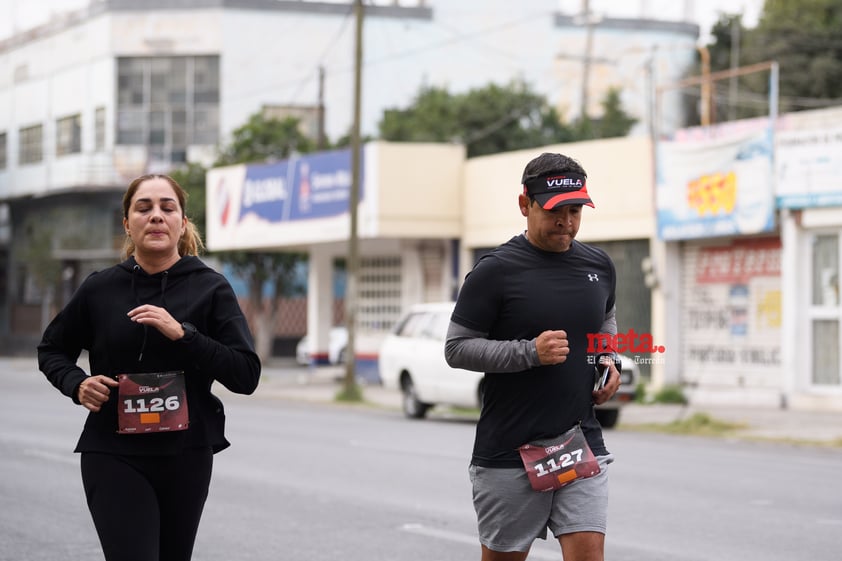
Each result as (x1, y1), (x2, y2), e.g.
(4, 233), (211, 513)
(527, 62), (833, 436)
(0, 15), (115, 195)
(461, 135), (655, 255)
(1, 2), (698, 199)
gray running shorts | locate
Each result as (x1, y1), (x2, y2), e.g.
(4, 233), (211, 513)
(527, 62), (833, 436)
(468, 454), (614, 553)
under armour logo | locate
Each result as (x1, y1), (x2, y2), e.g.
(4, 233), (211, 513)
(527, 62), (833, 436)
(587, 274), (599, 282)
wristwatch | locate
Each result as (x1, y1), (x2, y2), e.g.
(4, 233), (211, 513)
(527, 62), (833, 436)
(180, 322), (198, 342)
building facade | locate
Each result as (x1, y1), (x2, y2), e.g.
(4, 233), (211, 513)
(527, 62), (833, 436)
(0, 0), (699, 352)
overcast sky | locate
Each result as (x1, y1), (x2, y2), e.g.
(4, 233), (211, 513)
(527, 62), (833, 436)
(0, 0), (765, 42)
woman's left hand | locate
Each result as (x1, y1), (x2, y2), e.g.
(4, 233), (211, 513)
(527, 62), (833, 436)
(128, 304), (184, 341)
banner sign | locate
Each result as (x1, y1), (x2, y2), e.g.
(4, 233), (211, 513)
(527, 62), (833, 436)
(207, 148), (364, 249)
(776, 127), (842, 208)
(695, 238), (782, 285)
(656, 128), (775, 240)
(236, 149), (361, 225)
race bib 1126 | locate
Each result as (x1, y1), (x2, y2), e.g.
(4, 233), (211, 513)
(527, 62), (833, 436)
(117, 371), (189, 434)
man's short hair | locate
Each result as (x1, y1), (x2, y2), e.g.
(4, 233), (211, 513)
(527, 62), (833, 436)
(521, 153), (587, 184)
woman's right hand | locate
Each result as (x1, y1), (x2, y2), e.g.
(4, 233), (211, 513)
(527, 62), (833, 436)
(76, 376), (120, 412)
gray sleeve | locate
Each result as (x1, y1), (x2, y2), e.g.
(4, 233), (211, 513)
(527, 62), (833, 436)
(444, 321), (541, 373)
(600, 305), (618, 337)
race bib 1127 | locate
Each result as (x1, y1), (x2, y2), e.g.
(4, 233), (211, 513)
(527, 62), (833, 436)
(518, 424), (600, 492)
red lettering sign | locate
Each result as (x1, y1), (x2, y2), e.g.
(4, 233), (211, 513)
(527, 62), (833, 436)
(696, 238), (781, 284)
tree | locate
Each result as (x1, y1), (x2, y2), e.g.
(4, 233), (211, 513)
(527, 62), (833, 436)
(378, 86), (462, 144)
(378, 79), (635, 157)
(747, 0), (842, 112)
(172, 113), (311, 362)
(699, 0), (842, 122)
(215, 113), (315, 165)
(21, 221), (63, 333)
(169, 162), (208, 240)
(378, 80), (572, 157)
(574, 87), (638, 140)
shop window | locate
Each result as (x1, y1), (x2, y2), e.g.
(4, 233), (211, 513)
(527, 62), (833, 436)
(812, 320), (840, 385)
(116, 55), (219, 164)
(56, 114), (82, 156)
(95, 107), (106, 151)
(810, 234), (841, 386)
(357, 256), (402, 332)
(19, 124), (43, 164)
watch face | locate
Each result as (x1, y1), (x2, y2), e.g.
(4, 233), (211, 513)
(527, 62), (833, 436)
(182, 322), (197, 340)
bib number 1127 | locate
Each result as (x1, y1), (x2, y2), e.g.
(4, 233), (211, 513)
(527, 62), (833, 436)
(532, 448), (584, 477)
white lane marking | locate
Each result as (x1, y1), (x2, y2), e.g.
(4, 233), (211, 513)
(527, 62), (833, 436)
(400, 523), (560, 560)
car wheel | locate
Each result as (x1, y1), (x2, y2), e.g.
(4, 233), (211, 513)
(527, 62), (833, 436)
(595, 408), (620, 429)
(401, 376), (430, 419)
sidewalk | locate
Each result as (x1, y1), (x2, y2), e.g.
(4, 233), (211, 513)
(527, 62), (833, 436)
(256, 359), (842, 446)
(14, 354), (842, 447)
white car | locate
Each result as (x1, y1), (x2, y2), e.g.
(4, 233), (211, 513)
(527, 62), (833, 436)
(378, 302), (483, 419)
(296, 327), (348, 366)
(377, 302), (639, 427)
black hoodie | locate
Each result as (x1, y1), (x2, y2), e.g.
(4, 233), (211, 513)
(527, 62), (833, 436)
(37, 255), (261, 456)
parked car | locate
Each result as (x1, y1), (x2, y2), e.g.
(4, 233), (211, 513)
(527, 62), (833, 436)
(378, 302), (639, 427)
(296, 327), (348, 366)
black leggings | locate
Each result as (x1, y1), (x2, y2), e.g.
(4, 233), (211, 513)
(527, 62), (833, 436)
(80, 448), (213, 561)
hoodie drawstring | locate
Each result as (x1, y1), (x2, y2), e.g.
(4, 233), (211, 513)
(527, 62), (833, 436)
(131, 266), (171, 363)
(131, 265), (147, 362)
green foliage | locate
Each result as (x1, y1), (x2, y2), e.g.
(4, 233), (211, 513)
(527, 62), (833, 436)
(168, 111), (313, 360)
(662, 413), (745, 436)
(651, 385), (688, 405)
(379, 85), (462, 144)
(747, 0), (842, 112)
(378, 80), (635, 158)
(591, 88), (638, 138)
(335, 381), (364, 403)
(215, 113), (315, 166)
(700, 0), (842, 122)
(634, 382), (648, 403)
(20, 223), (62, 291)
(169, 162), (208, 242)
(210, 111), (310, 299)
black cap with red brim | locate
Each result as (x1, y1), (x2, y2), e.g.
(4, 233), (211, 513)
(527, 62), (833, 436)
(523, 172), (594, 209)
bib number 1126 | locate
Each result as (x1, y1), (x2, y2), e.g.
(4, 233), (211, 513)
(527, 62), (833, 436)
(116, 371), (189, 434)
(123, 395), (181, 414)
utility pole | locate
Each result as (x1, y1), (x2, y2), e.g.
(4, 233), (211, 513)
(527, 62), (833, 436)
(579, 0), (594, 122)
(340, 0), (363, 400)
(728, 17), (741, 122)
(317, 65), (327, 150)
(697, 45), (711, 126)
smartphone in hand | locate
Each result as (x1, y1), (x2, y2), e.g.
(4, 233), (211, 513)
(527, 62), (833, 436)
(593, 362), (610, 391)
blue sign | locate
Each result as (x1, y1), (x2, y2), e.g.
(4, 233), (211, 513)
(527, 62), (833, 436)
(237, 149), (363, 224)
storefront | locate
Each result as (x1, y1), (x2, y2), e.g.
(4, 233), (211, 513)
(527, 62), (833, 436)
(656, 118), (783, 405)
(205, 141), (465, 374)
(680, 237), (782, 405)
(777, 115), (842, 411)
